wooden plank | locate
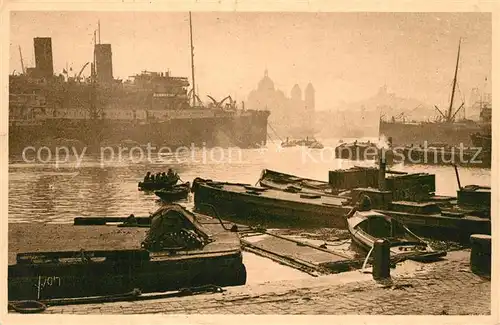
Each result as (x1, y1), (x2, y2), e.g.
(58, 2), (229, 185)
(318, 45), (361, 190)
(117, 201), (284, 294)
(262, 231), (351, 259)
(74, 216), (150, 225)
(16, 249), (150, 264)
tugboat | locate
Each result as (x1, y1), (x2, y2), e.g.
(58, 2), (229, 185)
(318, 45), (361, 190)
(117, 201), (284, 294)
(295, 136), (317, 147)
(281, 137), (298, 148)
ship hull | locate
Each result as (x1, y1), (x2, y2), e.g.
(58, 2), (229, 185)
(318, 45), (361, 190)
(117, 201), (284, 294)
(9, 111), (270, 155)
(380, 121), (485, 147)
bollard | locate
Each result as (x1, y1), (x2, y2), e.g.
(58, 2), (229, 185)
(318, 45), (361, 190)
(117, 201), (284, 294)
(378, 152), (387, 191)
(470, 234), (491, 276)
(372, 239), (391, 280)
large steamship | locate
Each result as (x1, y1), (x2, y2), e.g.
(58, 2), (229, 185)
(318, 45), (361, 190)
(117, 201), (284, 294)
(9, 14), (270, 154)
(379, 39), (492, 148)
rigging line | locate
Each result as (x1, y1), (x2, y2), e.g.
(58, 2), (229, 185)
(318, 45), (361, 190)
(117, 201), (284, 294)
(456, 82), (465, 104)
(453, 82), (466, 120)
(267, 123), (283, 143)
(266, 133), (277, 144)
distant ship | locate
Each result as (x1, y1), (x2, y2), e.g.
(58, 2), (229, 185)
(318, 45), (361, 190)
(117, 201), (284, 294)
(9, 13), (270, 154)
(379, 39), (491, 148)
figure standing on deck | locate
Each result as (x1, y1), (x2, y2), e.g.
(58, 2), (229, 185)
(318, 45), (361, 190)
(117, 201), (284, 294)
(346, 194), (372, 219)
(166, 168), (180, 186)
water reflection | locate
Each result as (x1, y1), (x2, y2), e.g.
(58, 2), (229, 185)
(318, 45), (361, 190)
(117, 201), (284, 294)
(8, 142), (491, 224)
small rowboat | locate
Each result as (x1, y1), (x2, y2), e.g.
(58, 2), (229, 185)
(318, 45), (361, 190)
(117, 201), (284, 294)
(346, 209), (446, 261)
(138, 179), (178, 191)
(154, 182), (190, 202)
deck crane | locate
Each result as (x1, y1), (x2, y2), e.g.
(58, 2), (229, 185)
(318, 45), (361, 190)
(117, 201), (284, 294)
(77, 62), (90, 82)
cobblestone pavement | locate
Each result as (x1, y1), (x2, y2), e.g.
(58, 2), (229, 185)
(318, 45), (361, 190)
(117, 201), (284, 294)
(44, 250), (490, 315)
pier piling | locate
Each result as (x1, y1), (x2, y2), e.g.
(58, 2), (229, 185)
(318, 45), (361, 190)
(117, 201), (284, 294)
(372, 239), (390, 280)
(470, 234), (491, 276)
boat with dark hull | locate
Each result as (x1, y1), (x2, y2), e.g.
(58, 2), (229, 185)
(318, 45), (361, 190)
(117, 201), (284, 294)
(335, 141), (379, 160)
(139, 177), (189, 192)
(8, 204), (246, 301)
(379, 39), (491, 149)
(389, 143), (491, 168)
(280, 137), (323, 149)
(379, 120), (484, 148)
(192, 178), (352, 229)
(254, 168), (490, 242)
(155, 183), (190, 202)
(346, 210), (447, 261)
(471, 132), (492, 151)
(9, 16), (270, 156)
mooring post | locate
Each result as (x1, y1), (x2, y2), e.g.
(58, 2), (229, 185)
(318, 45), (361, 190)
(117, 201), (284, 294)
(372, 239), (390, 280)
(378, 151), (387, 191)
(470, 234), (491, 276)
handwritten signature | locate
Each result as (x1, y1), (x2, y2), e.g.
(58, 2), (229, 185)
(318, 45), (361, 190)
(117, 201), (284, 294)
(34, 276), (62, 299)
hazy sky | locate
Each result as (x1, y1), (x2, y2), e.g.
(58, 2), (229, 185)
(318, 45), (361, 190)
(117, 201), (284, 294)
(10, 11), (491, 110)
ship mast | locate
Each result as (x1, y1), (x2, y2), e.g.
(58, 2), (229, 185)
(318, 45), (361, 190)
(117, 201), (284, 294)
(447, 38), (461, 122)
(18, 46), (25, 74)
(189, 12), (196, 107)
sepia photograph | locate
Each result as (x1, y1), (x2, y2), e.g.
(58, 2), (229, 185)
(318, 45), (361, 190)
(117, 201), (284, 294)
(3, 3), (496, 321)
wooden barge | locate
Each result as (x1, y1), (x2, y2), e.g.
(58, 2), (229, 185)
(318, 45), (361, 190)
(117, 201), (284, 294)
(197, 167), (490, 242)
(8, 205), (246, 302)
(192, 178), (352, 229)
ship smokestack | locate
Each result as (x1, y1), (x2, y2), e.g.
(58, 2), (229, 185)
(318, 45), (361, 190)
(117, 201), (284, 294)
(94, 43), (113, 83)
(34, 37), (54, 79)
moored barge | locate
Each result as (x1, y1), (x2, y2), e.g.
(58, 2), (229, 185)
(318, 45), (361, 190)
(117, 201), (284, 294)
(8, 204), (246, 301)
(192, 178), (352, 229)
(245, 168), (491, 242)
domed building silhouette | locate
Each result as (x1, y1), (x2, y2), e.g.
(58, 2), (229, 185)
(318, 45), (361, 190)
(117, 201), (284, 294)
(258, 69), (275, 92)
(291, 84), (302, 102)
(247, 70), (315, 138)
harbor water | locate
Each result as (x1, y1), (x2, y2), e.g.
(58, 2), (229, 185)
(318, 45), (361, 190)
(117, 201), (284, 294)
(9, 138), (491, 223)
(8, 139), (490, 283)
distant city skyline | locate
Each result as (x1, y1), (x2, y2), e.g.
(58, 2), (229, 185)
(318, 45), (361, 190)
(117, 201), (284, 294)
(9, 11), (491, 111)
